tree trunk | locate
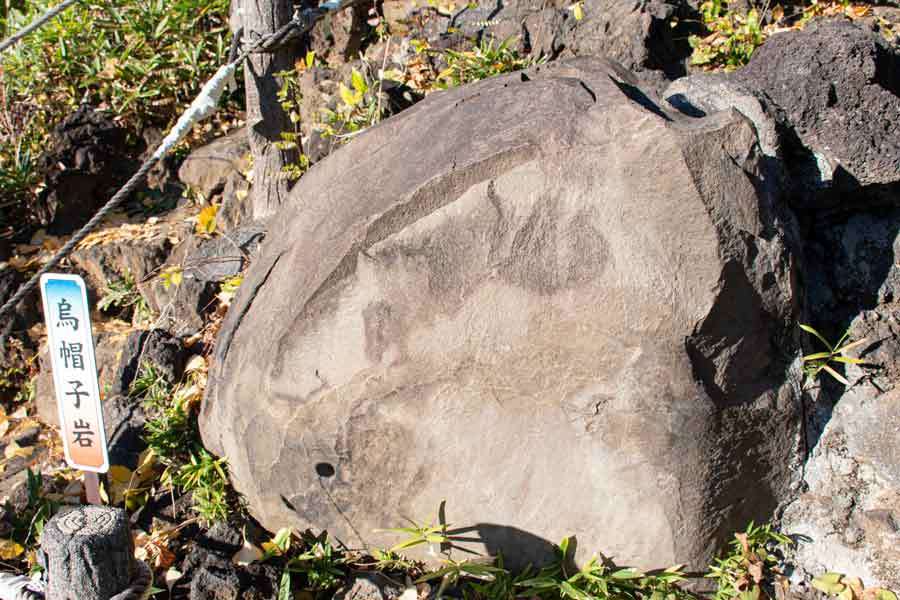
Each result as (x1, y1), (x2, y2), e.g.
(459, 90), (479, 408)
(236, 0), (299, 220)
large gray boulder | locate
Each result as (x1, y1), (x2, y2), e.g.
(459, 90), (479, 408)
(201, 57), (803, 569)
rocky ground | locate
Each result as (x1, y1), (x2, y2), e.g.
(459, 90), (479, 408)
(0, 0), (899, 599)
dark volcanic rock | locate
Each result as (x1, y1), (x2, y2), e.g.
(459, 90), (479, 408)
(334, 574), (406, 600)
(180, 522), (279, 600)
(103, 393), (148, 470)
(201, 57), (802, 570)
(183, 225), (265, 284)
(36, 107), (138, 234)
(735, 18), (900, 190)
(138, 328), (188, 384)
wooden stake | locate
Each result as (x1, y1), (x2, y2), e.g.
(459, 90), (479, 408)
(84, 472), (102, 505)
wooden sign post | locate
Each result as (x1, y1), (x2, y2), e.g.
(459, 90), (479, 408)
(39, 274), (109, 502)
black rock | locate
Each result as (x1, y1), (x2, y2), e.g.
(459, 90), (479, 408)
(36, 106), (139, 234)
(735, 18), (900, 191)
(103, 394), (148, 470)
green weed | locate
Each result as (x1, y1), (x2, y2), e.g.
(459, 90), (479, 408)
(436, 37), (532, 88)
(0, 0), (233, 206)
(690, 1), (764, 71)
(321, 67), (386, 142)
(518, 537), (689, 600)
(98, 270), (152, 323)
(706, 521), (792, 600)
(800, 323), (868, 386)
(260, 529), (349, 599)
(133, 362), (232, 524)
(378, 516), (450, 554)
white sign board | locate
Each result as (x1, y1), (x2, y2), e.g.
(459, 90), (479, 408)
(39, 274), (109, 473)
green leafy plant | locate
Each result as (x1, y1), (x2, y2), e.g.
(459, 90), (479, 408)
(274, 54), (314, 181)
(378, 516), (450, 553)
(320, 67), (385, 141)
(420, 557), (509, 600)
(462, 555), (530, 600)
(690, 1), (764, 70)
(436, 36), (532, 88)
(133, 361), (233, 523)
(706, 521), (792, 600)
(171, 448), (229, 523)
(518, 537), (688, 600)
(0, 0), (233, 208)
(261, 529), (349, 600)
(9, 469), (58, 550)
(98, 270), (152, 323)
(800, 323), (867, 385)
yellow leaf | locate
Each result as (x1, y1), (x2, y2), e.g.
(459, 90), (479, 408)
(0, 419), (9, 439)
(196, 205), (218, 236)
(339, 83), (362, 107)
(98, 481), (110, 505)
(573, 2), (583, 20)
(109, 465), (133, 483)
(4, 441), (33, 460)
(0, 539), (24, 559)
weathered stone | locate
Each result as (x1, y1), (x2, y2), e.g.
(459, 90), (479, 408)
(218, 171), (253, 232)
(408, 0), (698, 87)
(202, 58), (802, 570)
(68, 219), (180, 313)
(735, 18), (900, 189)
(137, 328), (188, 384)
(783, 387), (900, 589)
(785, 203), (900, 588)
(40, 506), (134, 600)
(183, 225), (265, 284)
(104, 394), (148, 470)
(178, 128), (251, 200)
(664, 73), (782, 159)
(334, 573), (406, 600)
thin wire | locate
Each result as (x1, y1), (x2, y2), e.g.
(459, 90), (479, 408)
(0, 0), (364, 324)
(0, 0), (78, 55)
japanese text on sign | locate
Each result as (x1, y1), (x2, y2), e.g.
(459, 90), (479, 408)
(39, 274), (109, 473)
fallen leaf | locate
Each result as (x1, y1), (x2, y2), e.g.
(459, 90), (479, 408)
(184, 355), (207, 373)
(0, 419), (9, 439)
(232, 538), (264, 566)
(196, 205), (219, 236)
(165, 568), (183, 593)
(4, 441), (34, 460)
(10, 405), (27, 419)
(0, 539), (24, 559)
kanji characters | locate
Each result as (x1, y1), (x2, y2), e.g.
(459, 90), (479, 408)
(56, 298), (79, 331)
(59, 341), (85, 370)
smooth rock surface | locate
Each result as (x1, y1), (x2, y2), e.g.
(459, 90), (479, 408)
(201, 57), (802, 570)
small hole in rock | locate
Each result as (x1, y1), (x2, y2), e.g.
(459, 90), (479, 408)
(315, 462), (336, 478)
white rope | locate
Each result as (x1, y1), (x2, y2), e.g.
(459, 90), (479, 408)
(151, 62), (238, 160)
